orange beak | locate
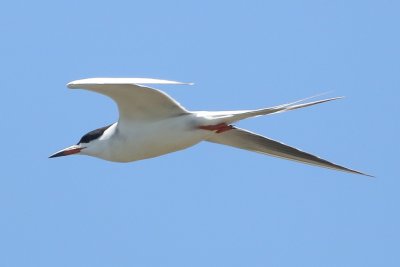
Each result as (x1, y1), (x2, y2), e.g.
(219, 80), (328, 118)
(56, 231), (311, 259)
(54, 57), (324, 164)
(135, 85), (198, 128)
(49, 145), (84, 158)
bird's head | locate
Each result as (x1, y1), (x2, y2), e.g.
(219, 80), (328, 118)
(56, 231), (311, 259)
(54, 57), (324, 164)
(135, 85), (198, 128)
(49, 124), (113, 159)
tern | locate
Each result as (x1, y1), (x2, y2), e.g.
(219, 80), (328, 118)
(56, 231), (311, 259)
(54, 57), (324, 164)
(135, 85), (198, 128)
(49, 78), (370, 176)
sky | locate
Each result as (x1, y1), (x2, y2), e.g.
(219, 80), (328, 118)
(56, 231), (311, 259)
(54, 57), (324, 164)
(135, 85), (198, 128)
(1, 0), (399, 266)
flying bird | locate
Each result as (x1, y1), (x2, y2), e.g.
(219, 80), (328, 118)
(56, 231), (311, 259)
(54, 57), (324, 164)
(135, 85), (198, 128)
(49, 78), (370, 176)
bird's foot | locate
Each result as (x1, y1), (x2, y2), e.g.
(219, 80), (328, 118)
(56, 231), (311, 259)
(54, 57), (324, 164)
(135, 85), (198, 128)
(198, 123), (235, 133)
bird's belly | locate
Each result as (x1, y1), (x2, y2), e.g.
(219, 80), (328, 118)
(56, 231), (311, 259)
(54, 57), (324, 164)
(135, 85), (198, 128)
(105, 116), (209, 162)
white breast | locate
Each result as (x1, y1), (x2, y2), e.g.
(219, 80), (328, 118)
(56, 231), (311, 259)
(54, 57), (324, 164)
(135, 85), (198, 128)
(97, 113), (212, 162)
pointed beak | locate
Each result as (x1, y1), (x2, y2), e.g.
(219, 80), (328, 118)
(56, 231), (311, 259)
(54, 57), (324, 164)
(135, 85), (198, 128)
(49, 145), (84, 158)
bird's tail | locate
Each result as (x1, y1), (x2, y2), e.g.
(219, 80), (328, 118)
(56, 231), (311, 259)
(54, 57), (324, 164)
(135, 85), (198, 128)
(201, 94), (343, 124)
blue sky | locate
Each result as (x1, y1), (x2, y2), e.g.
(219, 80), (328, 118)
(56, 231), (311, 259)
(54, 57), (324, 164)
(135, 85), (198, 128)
(1, 0), (399, 266)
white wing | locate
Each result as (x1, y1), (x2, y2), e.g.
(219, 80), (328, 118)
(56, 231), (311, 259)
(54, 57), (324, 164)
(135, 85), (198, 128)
(67, 78), (191, 122)
(207, 127), (372, 176)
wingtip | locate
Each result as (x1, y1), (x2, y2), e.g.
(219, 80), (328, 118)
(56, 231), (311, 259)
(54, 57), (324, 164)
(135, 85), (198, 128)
(66, 81), (79, 89)
(361, 172), (375, 178)
(66, 82), (74, 89)
(171, 81), (194, 85)
(346, 168), (374, 178)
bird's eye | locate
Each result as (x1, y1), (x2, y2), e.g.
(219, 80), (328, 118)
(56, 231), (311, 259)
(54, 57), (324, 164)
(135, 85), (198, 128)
(77, 124), (112, 145)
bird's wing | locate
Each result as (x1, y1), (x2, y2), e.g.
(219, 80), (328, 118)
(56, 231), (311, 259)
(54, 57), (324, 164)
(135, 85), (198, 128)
(67, 78), (191, 122)
(207, 127), (371, 176)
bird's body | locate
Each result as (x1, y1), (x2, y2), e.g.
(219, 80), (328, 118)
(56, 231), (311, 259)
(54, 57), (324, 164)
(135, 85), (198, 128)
(50, 78), (371, 176)
(89, 114), (212, 162)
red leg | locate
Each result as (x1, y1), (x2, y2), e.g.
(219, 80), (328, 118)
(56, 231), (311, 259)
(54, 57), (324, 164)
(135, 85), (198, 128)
(198, 123), (235, 133)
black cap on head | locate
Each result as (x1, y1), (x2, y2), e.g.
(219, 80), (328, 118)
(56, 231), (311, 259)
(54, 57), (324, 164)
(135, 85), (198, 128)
(78, 124), (112, 144)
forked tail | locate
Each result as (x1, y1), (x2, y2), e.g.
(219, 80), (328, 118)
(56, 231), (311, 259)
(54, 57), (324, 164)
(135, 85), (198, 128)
(200, 94), (343, 124)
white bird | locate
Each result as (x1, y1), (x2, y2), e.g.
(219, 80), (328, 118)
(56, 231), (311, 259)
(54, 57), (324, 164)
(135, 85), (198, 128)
(49, 78), (370, 176)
